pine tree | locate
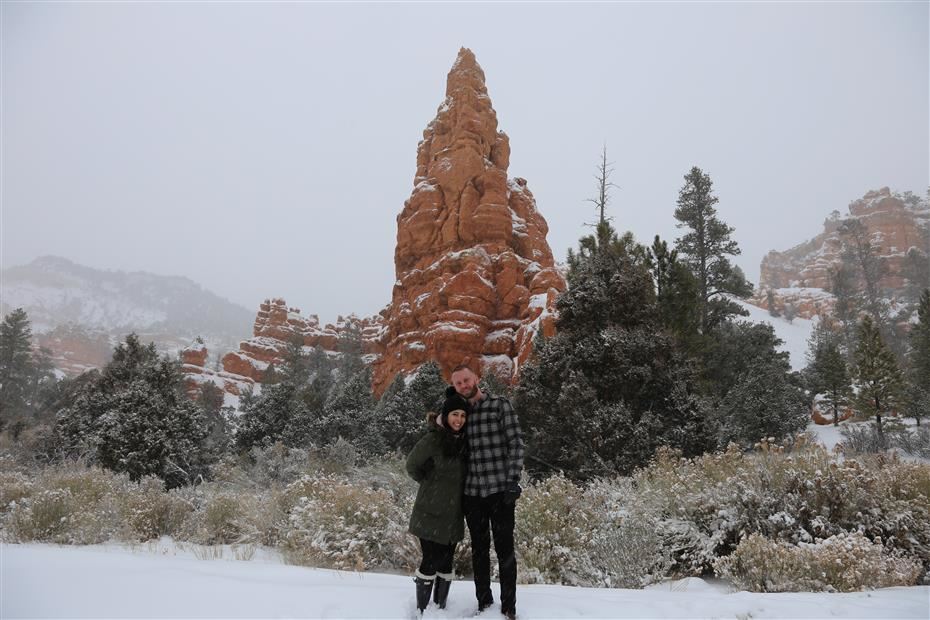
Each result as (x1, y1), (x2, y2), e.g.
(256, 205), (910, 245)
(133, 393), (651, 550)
(766, 289), (781, 318)
(56, 334), (210, 487)
(806, 318), (851, 425)
(716, 357), (808, 447)
(903, 289), (930, 426)
(517, 222), (711, 479)
(377, 362), (446, 454)
(828, 262), (859, 359)
(854, 316), (903, 440)
(646, 236), (701, 349)
(0, 308), (36, 427)
(673, 167), (752, 331)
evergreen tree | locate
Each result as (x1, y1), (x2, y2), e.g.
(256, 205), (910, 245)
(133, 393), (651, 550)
(699, 320), (790, 403)
(828, 262), (859, 359)
(0, 308), (36, 427)
(854, 316), (903, 441)
(646, 236), (702, 349)
(517, 222), (711, 479)
(903, 289), (930, 426)
(306, 367), (381, 455)
(56, 334), (209, 488)
(377, 362), (446, 454)
(805, 317), (852, 425)
(673, 167), (752, 331)
(716, 358), (808, 448)
(766, 289), (781, 318)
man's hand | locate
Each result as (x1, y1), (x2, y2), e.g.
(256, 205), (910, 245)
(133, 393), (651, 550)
(501, 481), (522, 505)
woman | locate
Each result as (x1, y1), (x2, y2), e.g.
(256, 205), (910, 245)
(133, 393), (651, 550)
(405, 392), (470, 614)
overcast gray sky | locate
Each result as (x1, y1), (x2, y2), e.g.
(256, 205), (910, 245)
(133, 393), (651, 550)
(3, 1), (927, 324)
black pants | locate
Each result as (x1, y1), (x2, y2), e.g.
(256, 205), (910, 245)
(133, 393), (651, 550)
(464, 493), (517, 614)
(418, 538), (456, 577)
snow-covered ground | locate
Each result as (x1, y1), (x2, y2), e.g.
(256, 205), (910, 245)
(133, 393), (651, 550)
(2, 542), (927, 619)
(732, 298), (815, 371)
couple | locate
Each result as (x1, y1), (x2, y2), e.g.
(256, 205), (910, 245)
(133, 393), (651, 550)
(405, 365), (524, 619)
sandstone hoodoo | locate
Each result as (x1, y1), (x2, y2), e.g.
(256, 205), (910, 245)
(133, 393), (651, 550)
(753, 188), (929, 319)
(371, 48), (567, 395)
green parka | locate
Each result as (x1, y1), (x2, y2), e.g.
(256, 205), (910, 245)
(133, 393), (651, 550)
(405, 415), (467, 545)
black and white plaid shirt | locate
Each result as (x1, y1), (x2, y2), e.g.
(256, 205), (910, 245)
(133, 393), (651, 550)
(464, 392), (525, 497)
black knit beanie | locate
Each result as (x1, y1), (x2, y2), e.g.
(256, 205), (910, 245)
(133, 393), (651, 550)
(439, 390), (471, 428)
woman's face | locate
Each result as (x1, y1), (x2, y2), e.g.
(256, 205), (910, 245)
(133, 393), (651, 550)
(447, 409), (467, 432)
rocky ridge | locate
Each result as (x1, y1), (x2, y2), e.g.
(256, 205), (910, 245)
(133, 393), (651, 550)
(183, 298), (382, 402)
(753, 188), (929, 319)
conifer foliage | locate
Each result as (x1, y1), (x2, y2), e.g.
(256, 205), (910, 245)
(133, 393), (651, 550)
(853, 316), (903, 440)
(673, 167), (752, 331)
(55, 334), (209, 488)
(517, 223), (710, 479)
(0, 308), (56, 434)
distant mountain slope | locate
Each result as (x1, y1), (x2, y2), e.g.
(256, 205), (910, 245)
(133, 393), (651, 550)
(1, 256), (254, 375)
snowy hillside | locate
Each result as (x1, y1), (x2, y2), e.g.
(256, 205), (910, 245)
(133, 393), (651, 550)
(1, 256), (253, 339)
(3, 542), (927, 619)
(731, 297), (815, 371)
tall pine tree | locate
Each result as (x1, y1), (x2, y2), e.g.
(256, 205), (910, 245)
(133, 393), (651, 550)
(854, 316), (903, 440)
(673, 167), (752, 331)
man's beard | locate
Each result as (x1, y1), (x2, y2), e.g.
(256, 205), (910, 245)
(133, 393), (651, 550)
(459, 384), (478, 400)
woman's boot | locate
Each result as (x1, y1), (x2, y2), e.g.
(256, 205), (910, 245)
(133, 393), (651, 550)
(413, 572), (434, 614)
(433, 572), (453, 609)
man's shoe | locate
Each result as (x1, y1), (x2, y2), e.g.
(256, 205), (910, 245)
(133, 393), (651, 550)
(502, 611), (516, 620)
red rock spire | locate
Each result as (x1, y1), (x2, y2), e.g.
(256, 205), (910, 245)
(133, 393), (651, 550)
(372, 49), (566, 395)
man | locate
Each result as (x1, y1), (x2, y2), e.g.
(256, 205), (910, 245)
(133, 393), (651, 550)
(449, 364), (524, 619)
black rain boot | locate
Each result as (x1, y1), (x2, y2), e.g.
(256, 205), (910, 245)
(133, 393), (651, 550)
(433, 575), (452, 609)
(414, 576), (434, 614)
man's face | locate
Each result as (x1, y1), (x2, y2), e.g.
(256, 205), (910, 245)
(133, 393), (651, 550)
(451, 368), (479, 400)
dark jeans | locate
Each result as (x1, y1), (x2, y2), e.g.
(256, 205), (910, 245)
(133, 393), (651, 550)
(418, 538), (456, 577)
(464, 492), (517, 614)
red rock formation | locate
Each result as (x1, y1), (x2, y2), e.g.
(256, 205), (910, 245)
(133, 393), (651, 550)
(753, 188), (929, 319)
(371, 48), (566, 395)
(35, 325), (113, 377)
(218, 298), (382, 385)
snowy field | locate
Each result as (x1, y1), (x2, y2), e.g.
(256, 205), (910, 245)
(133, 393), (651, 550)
(2, 542), (928, 619)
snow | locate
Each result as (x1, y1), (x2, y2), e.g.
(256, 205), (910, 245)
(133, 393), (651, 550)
(3, 542), (927, 619)
(731, 297), (815, 371)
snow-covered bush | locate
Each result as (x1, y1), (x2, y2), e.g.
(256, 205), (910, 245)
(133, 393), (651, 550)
(279, 472), (418, 572)
(516, 474), (601, 585)
(4, 465), (132, 543)
(120, 476), (193, 541)
(515, 475), (672, 588)
(716, 532), (922, 592)
(634, 440), (930, 579)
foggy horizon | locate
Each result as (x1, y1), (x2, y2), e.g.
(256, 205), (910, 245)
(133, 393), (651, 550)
(3, 2), (927, 324)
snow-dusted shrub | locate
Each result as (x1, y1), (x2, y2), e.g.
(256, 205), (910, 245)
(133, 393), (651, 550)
(716, 532), (922, 592)
(120, 476), (193, 541)
(584, 478), (673, 588)
(4, 465), (131, 543)
(279, 472), (418, 571)
(634, 440), (930, 579)
(516, 474), (601, 585)
(515, 476), (672, 588)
